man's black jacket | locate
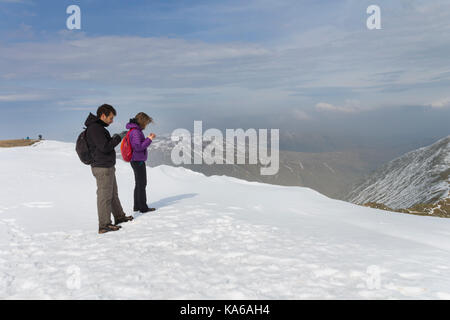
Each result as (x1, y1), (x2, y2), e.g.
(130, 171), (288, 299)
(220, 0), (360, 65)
(85, 113), (122, 168)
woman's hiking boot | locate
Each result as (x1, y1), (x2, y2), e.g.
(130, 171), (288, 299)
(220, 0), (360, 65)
(115, 215), (134, 225)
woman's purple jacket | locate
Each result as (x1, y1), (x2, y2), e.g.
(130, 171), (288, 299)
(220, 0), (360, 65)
(126, 122), (152, 162)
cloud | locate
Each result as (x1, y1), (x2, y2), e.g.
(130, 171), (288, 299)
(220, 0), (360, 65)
(0, 35), (270, 87)
(315, 101), (362, 113)
(429, 98), (450, 109)
(1, 0), (450, 120)
(57, 106), (95, 111)
(0, 0), (33, 4)
(291, 109), (311, 120)
(8, 23), (34, 39)
(0, 93), (47, 102)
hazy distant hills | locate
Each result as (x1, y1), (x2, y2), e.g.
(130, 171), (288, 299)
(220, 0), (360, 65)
(144, 134), (392, 200)
(346, 135), (450, 209)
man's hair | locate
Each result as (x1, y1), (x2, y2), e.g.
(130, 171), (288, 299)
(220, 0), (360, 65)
(135, 112), (153, 129)
(97, 104), (117, 118)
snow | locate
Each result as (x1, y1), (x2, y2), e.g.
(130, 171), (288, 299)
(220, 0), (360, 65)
(347, 136), (450, 209)
(1, 140), (450, 299)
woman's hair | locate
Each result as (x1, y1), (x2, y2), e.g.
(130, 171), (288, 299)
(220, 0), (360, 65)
(134, 112), (153, 129)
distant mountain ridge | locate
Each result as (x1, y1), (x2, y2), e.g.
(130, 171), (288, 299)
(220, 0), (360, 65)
(346, 135), (450, 209)
(145, 134), (385, 200)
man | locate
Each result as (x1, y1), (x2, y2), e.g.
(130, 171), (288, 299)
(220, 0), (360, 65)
(85, 104), (134, 234)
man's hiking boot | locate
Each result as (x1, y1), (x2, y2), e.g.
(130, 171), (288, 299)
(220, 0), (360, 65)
(140, 207), (156, 213)
(98, 224), (121, 234)
(115, 215), (134, 225)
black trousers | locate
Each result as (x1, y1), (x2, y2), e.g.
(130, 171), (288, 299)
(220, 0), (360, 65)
(130, 161), (149, 211)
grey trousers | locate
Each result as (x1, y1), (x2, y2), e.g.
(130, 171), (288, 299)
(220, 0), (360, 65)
(91, 166), (126, 229)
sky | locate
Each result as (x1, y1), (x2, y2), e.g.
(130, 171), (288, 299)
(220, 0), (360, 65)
(0, 0), (449, 152)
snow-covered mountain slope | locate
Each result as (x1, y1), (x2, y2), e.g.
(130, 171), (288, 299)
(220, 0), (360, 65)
(1, 140), (450, 299)
(346, 136), (450, 209)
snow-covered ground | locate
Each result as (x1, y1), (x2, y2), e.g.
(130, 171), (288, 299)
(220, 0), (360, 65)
(1, 140), (450, 299)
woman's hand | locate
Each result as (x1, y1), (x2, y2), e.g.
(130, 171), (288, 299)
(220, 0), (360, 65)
(148, 133), (156, 140)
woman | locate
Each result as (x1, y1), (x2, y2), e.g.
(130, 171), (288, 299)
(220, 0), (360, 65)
(126, 112), (156, 213)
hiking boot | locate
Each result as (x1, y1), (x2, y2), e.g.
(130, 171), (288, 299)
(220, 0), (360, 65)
(115, 215), (134, 225)
(98, 224), (121, 234)
(140, 207), (156, 213)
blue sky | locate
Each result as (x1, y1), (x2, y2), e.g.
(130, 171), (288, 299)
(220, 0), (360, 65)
(0, 0), (449, 152)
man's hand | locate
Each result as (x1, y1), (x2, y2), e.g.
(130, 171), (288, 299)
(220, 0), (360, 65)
(148, 133), (156, 140)
(117, 131), (128, 140)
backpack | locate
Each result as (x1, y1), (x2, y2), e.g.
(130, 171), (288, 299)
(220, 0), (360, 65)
(121, 129), (135, 162)
(76, 128), (93, 165)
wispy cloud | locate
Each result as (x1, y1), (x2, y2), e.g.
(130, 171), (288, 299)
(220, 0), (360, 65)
(291, 109), (312, 120)
(315, 100), (362, 113)
(0, 93), (47, 102)
(429, 98), (450, 109)
(0, 0), (33, 4)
